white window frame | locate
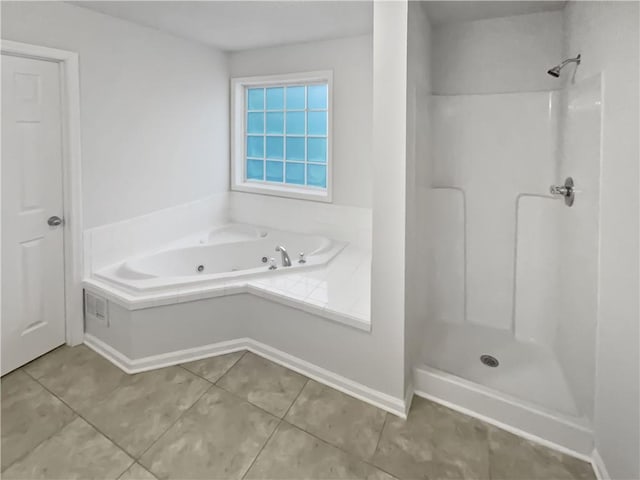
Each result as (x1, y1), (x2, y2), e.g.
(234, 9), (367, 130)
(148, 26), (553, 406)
(230, 70), (333, 203)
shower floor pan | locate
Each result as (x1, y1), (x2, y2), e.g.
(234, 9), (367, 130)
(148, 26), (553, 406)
(414, 321), (593, 456)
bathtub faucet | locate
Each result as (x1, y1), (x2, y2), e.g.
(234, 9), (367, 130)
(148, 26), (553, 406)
(275, 245), (292, 267)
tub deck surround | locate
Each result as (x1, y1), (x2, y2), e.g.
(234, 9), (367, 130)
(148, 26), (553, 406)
(84, 243), (371, 331)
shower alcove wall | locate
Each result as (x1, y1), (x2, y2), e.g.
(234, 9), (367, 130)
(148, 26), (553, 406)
(410, 7), (602, 457)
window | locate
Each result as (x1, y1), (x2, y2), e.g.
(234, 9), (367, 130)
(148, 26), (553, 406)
(231, 71), (332, 202)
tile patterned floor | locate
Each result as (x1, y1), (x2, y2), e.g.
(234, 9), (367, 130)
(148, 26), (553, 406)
(1, 345), (596, 480)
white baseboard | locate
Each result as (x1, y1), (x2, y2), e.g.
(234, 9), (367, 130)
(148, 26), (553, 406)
(244, 342), (406, 418)
(404, 381), (415, 417)
(83, 334), (407, 418)
(591, 449), (610, 480)
(84, 334), (249, 374)
(414, 365), (594, 462)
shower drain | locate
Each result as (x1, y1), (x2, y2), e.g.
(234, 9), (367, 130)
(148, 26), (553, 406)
(480, 354), (499, 368)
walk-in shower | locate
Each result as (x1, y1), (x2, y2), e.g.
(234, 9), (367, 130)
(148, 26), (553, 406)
(411, 4), (601, 454)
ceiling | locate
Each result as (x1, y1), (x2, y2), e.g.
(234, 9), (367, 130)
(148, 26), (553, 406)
(424, 1), (566, 26)
(73, 1), (566, 52)
(73, 1), (373, 52)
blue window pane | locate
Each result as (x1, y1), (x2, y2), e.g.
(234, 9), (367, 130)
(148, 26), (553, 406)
(266, 161), (284, 182)
(247, 159), (264, 180)
(286, 137), (305, 161)
(285, 162), (305, 185)
(286, 112), (305, 135)
(248, 88), (264, 110)
(266, 112), (284, 134)
(307, 111), (327, 136)
(266, 87), (284, 110)
(286, 86), (305, 109)
(307, 138), (327, 163)
(266, 136), (284, 159)
(307, 164), (327, 188)
(247, 136), (264, 158)
(308, 84), (327, 109)
(247, 112), (264, 134)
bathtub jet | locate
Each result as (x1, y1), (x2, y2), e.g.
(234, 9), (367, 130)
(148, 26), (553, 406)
(547, 54), (581, 77)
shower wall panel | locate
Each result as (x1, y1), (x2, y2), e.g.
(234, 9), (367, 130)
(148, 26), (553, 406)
(430, 92), (559, 335)
(427, 187), (465, 325)
(554, 75), (602, 421)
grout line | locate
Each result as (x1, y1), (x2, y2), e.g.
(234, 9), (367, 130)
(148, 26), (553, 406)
(212, 381), (286, 420)
(238, 371), (310, 479)
(135, 383), (214, 463)
(116, 459), (138, 480)
(213, 354), (309, 421)
(371, 412), (388, 460)
(212, 362), (394, 475)
(19, 373), (136, 475)
(213, 350), (250, 388)
(13, 347), (394, 478)
(281, 377), (310, 420)
(240, 419), (283, 480)
(278, 417), (398, 479)
(0, 371), (79, 473)
(178, 349), (247, 385)
(132, 462), (157, 479)
(21, 351), (211, 471)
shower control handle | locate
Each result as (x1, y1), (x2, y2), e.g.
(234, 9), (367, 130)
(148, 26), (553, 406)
(549, 185), (571, 196)
(549, 177), (575, 207)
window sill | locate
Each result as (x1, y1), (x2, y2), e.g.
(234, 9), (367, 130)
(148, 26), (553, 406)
(231, 181), (332, 203)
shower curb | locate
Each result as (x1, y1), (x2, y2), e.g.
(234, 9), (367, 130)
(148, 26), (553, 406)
(413, 364), (594, 460)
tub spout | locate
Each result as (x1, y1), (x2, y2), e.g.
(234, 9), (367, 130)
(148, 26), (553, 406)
(275, 245), (292, 267)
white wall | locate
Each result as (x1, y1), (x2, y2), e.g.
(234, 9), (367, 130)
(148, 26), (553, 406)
(370, 0), (409, 399)
(432, 10), (563, 94)
(564, 2), (639, 479)
(228, 35), (372, 210)
(1, 1), (229, 229)
(405, 1), (432, 387)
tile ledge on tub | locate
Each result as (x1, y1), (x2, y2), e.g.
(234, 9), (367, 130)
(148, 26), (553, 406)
(82, 276), (371, 333)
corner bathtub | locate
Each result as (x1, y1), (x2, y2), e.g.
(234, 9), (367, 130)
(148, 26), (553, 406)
(94, 224), (346, 293)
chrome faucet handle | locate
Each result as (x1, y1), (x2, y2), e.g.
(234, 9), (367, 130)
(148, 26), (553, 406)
(268, 257), (277, 270)
(549, 177), (575, 207)
(298, 252), (306, 264)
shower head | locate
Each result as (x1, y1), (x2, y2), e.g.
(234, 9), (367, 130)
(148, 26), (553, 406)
(547, 54), (581, 77)
(547, 66), (562, 78)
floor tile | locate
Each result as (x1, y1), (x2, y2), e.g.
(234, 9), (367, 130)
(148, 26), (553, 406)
(118, 462), (157, 480)
(2, 417), (132, 480)
(1, 370), (76, 471)
(246, 422), (394, 480)
(181, 350), (245, 382)
(23, 345), (129, 412)
(372, 397), (490, 480)
(216, 351), (307, 417)
(488, 426), (596, 480)
(81, 366), (210, 457)
(285, 380), (386, 460)
(139, 385), (279, 479)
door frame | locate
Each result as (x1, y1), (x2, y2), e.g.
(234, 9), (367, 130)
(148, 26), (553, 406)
(1, 39), (84, 346)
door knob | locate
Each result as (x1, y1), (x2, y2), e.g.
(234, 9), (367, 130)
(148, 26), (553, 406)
(47, 216), (63, 226)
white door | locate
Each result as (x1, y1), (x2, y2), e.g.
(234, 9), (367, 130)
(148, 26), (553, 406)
(1, 54), (66, 375)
